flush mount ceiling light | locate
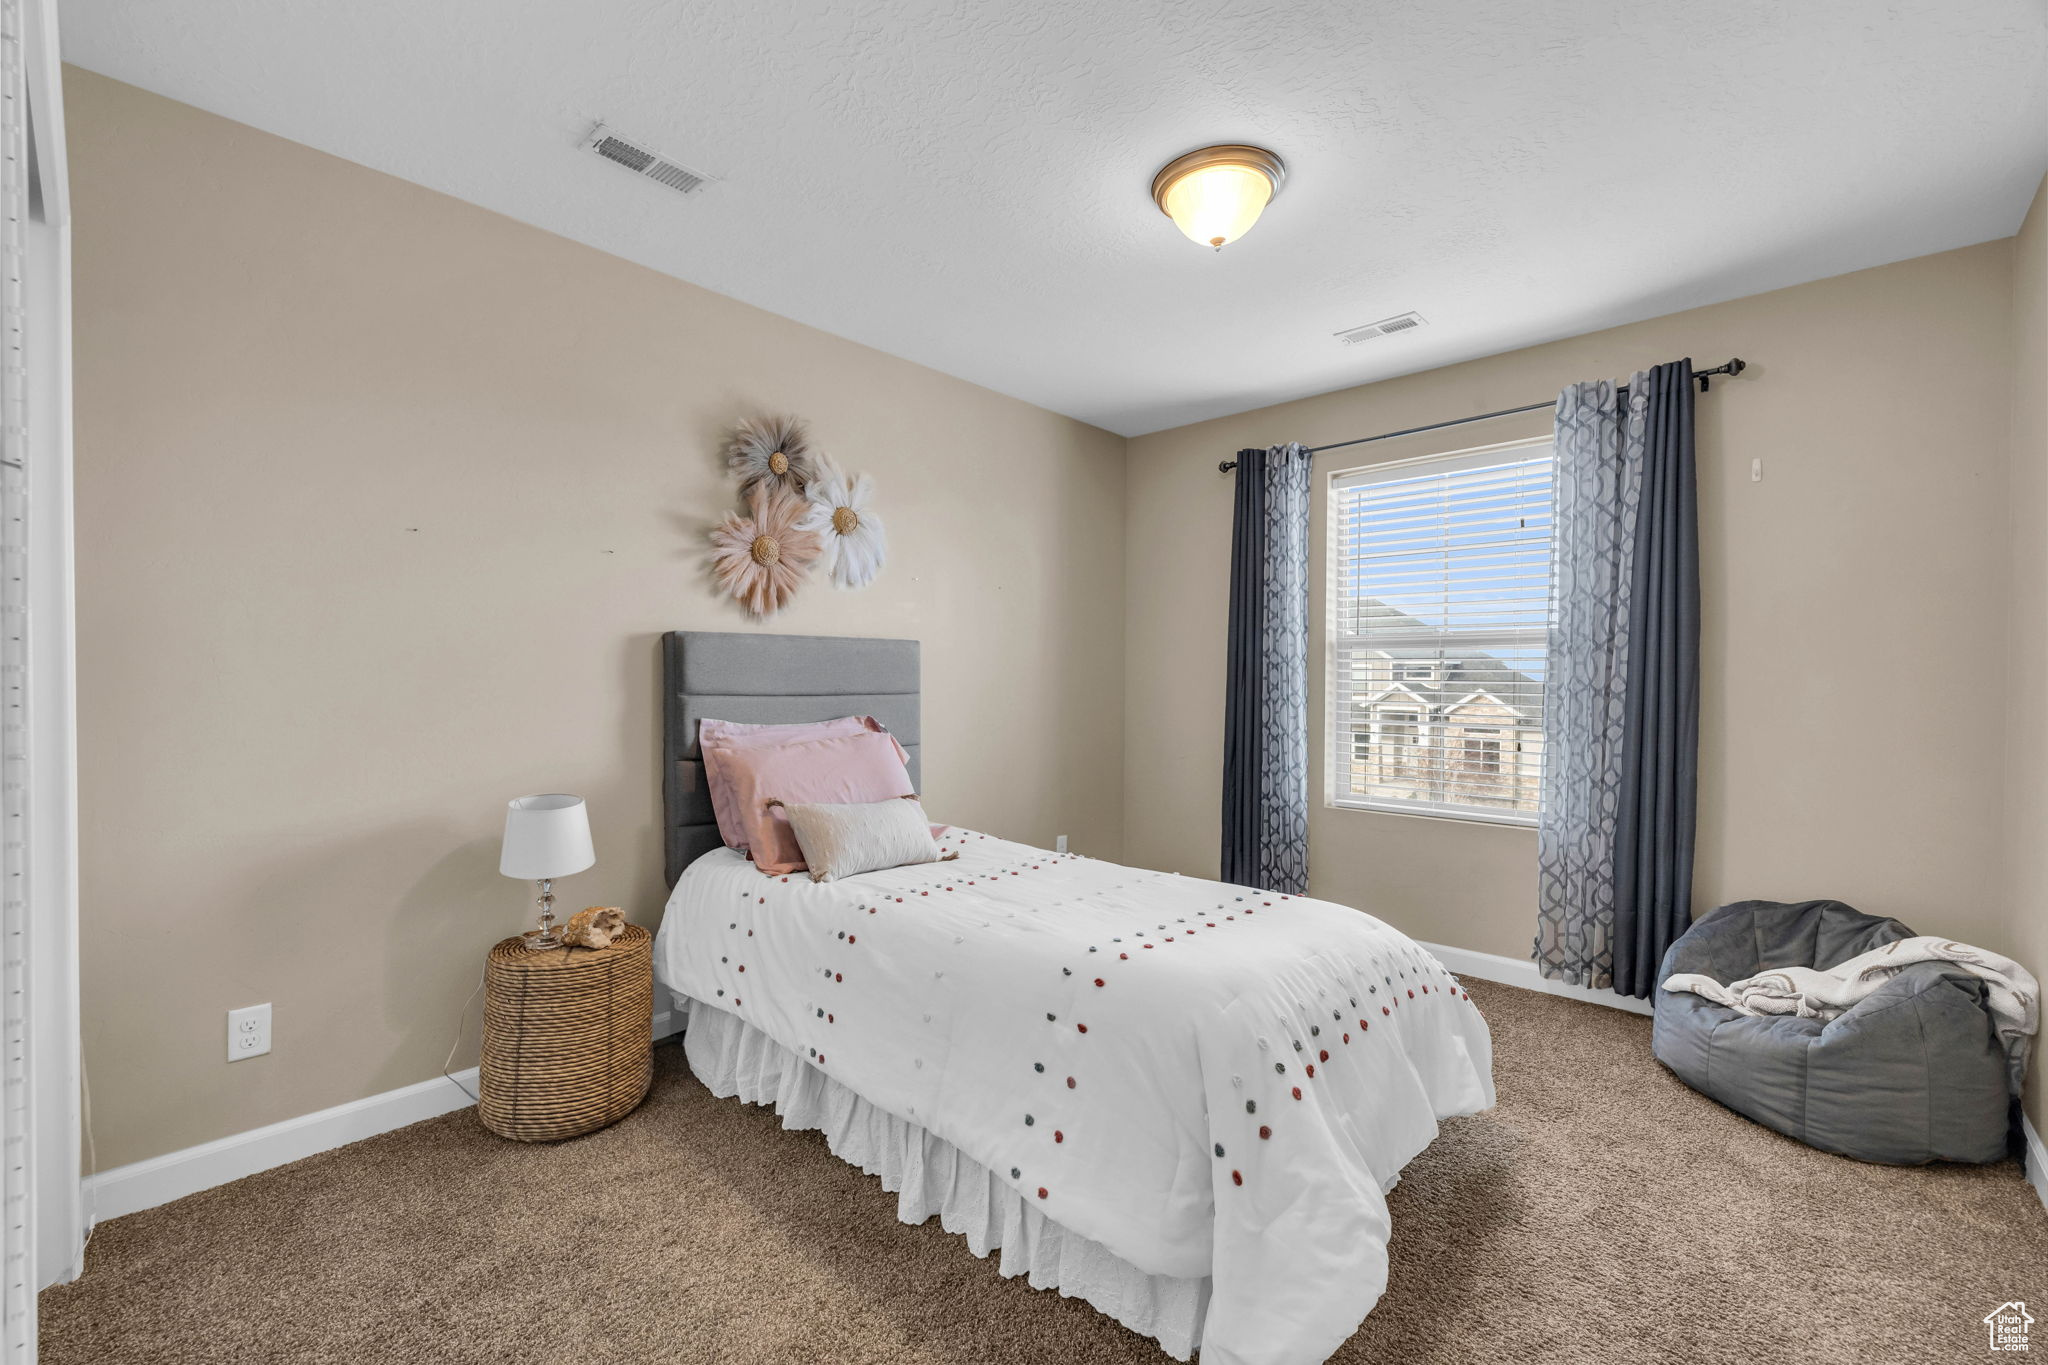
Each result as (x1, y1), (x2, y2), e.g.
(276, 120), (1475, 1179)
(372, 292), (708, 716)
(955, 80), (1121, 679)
(1150, 144), (1287, 250)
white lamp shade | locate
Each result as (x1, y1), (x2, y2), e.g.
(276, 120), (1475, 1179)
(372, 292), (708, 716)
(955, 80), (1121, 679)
(499, 794), (595, 880)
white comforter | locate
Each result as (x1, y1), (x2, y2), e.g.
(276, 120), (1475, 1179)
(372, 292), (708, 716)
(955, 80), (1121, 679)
(654, 830), (1495, 1365)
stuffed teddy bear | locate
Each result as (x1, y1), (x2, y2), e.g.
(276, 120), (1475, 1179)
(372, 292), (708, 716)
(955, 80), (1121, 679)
(560, 905), (626, 949)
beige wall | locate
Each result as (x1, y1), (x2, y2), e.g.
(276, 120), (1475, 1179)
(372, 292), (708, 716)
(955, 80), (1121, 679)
(2007, 174), (2047, 1130)
(68, 70), (1127, 1169)
(1126, 242), (2019, 963)
(69, 64), (2048, 1168)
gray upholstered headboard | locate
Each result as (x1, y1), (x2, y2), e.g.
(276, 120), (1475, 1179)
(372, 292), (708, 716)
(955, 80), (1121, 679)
(663, 631), (921, 886)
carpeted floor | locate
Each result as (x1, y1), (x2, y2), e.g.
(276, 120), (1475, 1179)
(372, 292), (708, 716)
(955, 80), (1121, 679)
(42, 980), (2048, 1364)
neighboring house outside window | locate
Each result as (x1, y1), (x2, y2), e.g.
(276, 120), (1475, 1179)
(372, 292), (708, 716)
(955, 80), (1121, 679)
(1459, 728), (1504, 775)
(1328, 439), (1554, 824)
(1372, 708), (1424, 787)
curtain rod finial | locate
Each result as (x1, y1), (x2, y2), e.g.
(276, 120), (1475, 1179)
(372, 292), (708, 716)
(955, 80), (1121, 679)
(1695, 356), (1745, 392)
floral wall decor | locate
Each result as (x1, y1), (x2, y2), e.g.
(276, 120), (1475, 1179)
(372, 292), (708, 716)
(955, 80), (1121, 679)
(709, 485), (821, 618)
(803, 464), (888, 589)
(708, 415), (890, 617)
(726, 415), (817, 499)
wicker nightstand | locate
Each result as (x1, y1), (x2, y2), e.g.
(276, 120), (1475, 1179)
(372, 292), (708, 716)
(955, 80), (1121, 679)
(479, 924), (654, 1141)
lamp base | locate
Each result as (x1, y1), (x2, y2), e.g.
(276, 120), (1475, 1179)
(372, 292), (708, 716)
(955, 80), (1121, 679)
(524, 877), (563, 949)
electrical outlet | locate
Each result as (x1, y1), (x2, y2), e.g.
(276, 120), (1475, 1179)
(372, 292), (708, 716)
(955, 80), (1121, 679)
(1055, 834), (1068, 854)
(227, 1003), (271, 1062)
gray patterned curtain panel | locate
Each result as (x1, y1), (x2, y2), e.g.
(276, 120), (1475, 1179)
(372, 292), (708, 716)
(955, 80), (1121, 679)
(1535, 382), (1639, 989)
(1221, 444), (1311, 896)
(1535, 363), (1699, 994)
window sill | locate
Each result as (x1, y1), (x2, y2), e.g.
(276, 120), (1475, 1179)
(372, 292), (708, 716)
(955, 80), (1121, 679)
(1323, 799), (1538, 831)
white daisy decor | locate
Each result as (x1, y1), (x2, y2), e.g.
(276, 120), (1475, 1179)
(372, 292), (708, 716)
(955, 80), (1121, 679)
(802, 465), (888, 589)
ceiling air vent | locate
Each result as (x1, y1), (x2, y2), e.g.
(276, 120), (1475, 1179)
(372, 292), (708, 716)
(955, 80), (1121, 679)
(1334, 312), (1426, 345)
(586, 124), (709, 196)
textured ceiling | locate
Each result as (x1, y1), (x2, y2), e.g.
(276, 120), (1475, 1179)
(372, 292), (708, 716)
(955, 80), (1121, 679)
(60, 1), (2048, 436)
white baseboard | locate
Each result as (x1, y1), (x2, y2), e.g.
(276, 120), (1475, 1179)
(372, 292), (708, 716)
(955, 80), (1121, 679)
(84, 1007), (682, 1225)
(2025, 1115), (2048, 1217)
(1418, 940), (1656, 1017)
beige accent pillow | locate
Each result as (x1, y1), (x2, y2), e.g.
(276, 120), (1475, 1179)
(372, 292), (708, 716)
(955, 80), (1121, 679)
(775, 796), (945, 882)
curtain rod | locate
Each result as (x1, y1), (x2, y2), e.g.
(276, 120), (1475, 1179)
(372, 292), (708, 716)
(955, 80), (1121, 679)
(1216, 358), (1746, 472)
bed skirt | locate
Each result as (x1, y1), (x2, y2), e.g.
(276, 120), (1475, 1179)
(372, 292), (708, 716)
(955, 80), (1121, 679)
(679, 997), (1210, 1359)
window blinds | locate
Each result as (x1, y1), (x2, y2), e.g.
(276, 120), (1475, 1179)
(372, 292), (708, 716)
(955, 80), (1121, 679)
(1327, 440), (1555, 824)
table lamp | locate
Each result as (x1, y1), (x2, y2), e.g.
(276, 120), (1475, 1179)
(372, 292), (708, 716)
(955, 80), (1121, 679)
(500, 793), (595, 949)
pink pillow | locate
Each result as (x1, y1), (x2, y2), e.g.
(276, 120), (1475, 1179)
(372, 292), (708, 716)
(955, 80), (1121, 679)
(700, 716), (873, 748)
(699, 716), (904, 848)
(722, 730), (917, 875)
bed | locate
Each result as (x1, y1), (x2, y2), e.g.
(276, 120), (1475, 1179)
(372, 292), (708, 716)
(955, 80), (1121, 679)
(653, 630), (1496, 1365)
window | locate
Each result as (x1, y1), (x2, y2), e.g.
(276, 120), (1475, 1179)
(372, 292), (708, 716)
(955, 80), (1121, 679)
(1327, 438), (1553, 824)
(1458, 731), (1504, 774)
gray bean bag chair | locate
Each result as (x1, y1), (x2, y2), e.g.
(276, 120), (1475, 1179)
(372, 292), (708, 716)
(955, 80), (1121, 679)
(1651, 899), (2012, 1165)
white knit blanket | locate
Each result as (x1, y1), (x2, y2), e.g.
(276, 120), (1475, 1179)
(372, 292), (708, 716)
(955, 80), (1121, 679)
(1663, 937), (2039, 1092)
